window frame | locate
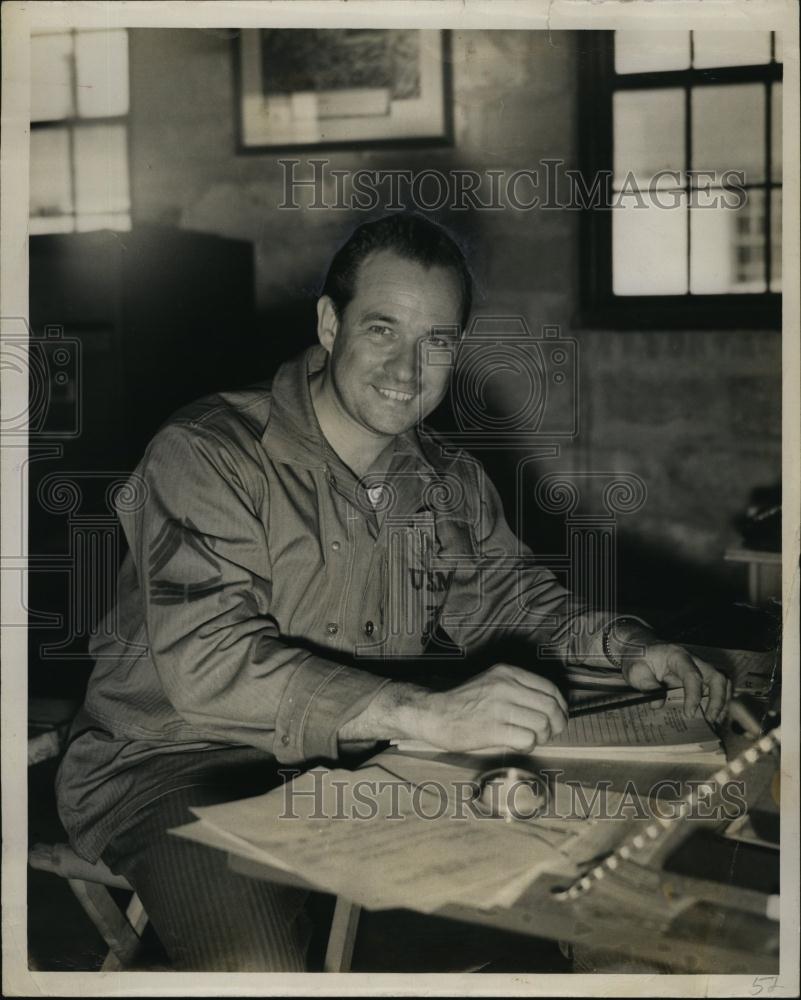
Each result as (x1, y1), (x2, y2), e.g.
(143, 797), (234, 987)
(29, 27), (132, 234)
(578, 30), (782, 330)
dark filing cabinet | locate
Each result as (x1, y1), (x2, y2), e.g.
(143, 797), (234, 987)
(27, 226), (256, 697)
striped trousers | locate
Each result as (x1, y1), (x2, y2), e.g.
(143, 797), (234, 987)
(101, 778), (314, 971)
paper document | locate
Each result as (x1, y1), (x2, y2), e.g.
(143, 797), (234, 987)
(535, 689), (722, 761)
(394, 689), (724, 764)
(173, 764), (579, 914)
(682, 644), (778, 697)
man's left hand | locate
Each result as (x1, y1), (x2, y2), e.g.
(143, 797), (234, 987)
(621, 642), (731, 723)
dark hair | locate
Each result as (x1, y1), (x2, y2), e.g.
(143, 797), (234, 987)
(321, 213), (473, 329)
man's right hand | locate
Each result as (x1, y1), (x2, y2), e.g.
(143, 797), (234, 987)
(418, 663), (568, 752)
(339, 663), (568, 753)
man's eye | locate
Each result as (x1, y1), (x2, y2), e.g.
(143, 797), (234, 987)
(428, 335), (451, 348)
(368, 325), (393, 337)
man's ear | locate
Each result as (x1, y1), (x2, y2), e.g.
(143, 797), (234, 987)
(316, 296), (340, 354)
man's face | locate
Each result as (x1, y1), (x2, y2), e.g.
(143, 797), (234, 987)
(318, 250), (463, 437)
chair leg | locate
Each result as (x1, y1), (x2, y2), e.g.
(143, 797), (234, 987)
(68, 879), (146, 970)
(324, 897), (361, 972)
(100, 947), (125, 972)
(125, 893), (149, 937)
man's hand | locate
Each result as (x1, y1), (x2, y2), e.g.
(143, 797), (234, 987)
(420, 663), (568, 753)
(339, 663), (568, 753)
(621, 642), (731, 723)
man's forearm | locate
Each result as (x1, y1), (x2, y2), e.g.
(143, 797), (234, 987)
(338, 680), (432, 745)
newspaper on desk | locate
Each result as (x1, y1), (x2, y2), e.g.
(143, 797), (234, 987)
(171, 759), (601, 915)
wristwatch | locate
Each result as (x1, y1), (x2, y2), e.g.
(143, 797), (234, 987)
(601, 615), (651, 669)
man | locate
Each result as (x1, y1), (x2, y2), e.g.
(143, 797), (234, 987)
(56, 213), (729, 971)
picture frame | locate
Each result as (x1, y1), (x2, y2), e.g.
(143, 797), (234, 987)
(235, 28), (453, 151)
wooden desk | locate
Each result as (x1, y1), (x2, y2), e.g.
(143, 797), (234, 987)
(229, 846), (778, 974)
(225, 720), (780, 974)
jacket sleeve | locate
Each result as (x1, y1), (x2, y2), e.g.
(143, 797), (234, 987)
(119, 421), (390, 764)
(440, 462), (615, 666)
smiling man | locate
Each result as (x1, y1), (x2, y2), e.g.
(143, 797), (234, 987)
(311, 240), (464, 467)
(56, 213), (729, 971)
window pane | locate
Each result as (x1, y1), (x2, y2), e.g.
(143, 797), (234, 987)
(692, 84), (764, 185)
(75, 29), (129, 118)
(770, 191), (781, 292)
(613, 195), (688, 295)
(30, 216), (75, 235)
(690, 188), (766, 293)
(771, 83), (782, 181)
(615, 31), (690, 73)
(31, 32), (74, 122)
(74, 125), (130, 215)
(613, 89), (684, 189)
(30, 128), (73, 218)
(692, 31), (771, 68)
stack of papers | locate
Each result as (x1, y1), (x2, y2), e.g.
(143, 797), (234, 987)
(171, 762), (582, 914)
(394, 689), (725, 765)
(536, 689), (724, 763)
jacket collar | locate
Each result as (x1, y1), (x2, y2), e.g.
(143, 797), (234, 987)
(261, 345), (329, 470)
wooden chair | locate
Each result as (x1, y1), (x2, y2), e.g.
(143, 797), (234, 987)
(29, 842), (149, 971)
(30, 841), (360, 971)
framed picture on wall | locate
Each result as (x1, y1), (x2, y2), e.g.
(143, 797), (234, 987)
(235, 28), (452, 150)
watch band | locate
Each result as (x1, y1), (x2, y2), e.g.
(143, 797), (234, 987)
(601, 615), (650, 669)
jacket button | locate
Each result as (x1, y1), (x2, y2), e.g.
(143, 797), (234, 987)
(326, 622), (339, 635)
(331, 540), (341, 551)
(281, 734), (290, 746)
(364, 620), (375, 636)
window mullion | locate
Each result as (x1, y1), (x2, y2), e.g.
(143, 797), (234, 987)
(67, 30), (79, 231)
(685, 76), (692, 293)
(764, 79), (773, 289)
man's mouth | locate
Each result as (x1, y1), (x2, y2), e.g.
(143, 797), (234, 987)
(374, 386), (415, 403)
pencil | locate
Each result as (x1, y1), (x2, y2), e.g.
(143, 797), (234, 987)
(569, 688), (667, 719)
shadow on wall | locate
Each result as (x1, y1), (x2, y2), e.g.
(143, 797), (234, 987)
(468, 447), (752, 626)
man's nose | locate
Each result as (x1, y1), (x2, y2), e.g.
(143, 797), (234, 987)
(386, 341), (420, 384)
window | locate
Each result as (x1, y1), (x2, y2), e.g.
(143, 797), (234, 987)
(30, 28), (131, 234)
(580, 31), (782, 328)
